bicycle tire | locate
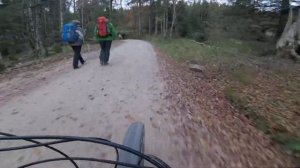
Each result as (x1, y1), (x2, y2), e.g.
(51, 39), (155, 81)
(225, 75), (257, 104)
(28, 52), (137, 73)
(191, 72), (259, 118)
(117, 122), (145, 168)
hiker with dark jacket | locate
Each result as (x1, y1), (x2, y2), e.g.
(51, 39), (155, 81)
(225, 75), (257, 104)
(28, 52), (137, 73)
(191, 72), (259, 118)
(94, 16), (117, 65)
(69, 20), (85, 69)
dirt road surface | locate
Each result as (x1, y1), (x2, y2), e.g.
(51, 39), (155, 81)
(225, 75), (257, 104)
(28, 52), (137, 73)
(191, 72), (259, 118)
(0, 40), (187, 168)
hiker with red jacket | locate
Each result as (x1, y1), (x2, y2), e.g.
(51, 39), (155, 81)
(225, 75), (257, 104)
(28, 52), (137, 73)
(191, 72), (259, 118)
(94, 16), (117, 65)
(62, 20), (85, 69)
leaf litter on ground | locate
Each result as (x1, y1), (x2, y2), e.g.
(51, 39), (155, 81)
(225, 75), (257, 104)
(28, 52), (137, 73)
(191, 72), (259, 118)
(155, 47), (299, 167)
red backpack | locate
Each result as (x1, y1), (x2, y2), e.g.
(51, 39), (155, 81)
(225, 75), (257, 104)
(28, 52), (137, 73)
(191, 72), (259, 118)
(97, 17), (110, 37)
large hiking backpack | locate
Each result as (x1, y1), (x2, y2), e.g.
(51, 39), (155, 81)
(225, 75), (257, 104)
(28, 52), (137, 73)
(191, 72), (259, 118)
(97, 17), (110, 37)
(62, 23), (79, 43)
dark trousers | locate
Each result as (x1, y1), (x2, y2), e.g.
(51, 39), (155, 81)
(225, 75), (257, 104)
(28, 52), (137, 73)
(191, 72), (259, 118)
(99, 41), (112, 63)
(71, 45), (84, 68)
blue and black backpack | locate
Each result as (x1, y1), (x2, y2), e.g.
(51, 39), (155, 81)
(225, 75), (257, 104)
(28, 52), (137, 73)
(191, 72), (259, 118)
(61, 23), (79, 43)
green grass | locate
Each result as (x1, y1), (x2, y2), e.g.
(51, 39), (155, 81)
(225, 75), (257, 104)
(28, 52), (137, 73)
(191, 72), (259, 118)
(230, 66), (254, 85)
(224, 87), (270, 133)
(272, 134), (300, 156)
(148, 37), (260, 66)
(150, 37), (257, 85)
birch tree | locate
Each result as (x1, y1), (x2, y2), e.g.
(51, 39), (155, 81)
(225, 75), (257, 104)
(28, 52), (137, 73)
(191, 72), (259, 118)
(169, 0), (177, 37)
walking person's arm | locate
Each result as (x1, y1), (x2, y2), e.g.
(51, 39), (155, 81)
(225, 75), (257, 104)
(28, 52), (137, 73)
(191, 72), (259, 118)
(94, 26), (100, 41)
(109, 23), (117, 40)
(76, 30), (84, 41)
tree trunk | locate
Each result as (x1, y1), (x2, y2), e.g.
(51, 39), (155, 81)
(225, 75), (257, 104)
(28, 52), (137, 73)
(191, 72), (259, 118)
(42, 7), (49, 53)
(292, 9), (300, 61)
(26, 0), (35, 49)
(36, 2), (46, 57)
(110, 0), (113, 20)
(166, 8), (168, 37)
(28, 0), (46, 58)
(59, 0), (64, 31)
(149, 16), (151, 34)
(138, 0), (142, 36)
(120, 0), (123, 14)
(155, 17), (158, 35)
(296, 8), (300, 40)
(22, 0), (30, 45)
(161, 20), (163, 34)
(276, 0), (289, 37)
(277, 7), (293, 49)
(170, 0), (176, 37)
(81, 1), (84, 29)
(73, 0), (76, 13)
(277, 7), (300, 61)
(149, 0), (154, 35)
(163, 10), (166, 37)
(163, 13), (166, 36)
(163, 0), (168, 38)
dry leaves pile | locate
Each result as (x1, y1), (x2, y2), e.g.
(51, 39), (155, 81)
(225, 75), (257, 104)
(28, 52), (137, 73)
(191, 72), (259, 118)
(156, 48), (297, 167)
(240, 69), (300, 137)
(224, 62), (300, 157)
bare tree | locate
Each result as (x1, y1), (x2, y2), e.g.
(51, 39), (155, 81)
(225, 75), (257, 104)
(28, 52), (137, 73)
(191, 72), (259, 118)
(276, 0), (289, 37)
(59, 0), (64, 30)
(149, 16), (151, 34)
(277, 4), (300, 61)
(127, 0), (146, 36)
(25, 0), (46, 58)
(73, 0), (76, 12)
(155, 16), (158, 35)
(149, 0), (154, 35)
(170, 0), (177, 37)
(110, 0), (113, 20)
(120, 0), (123, 13)
(81, 0), (84, 29)
(163, 0), (168, 37)
(138, 0), (142, 36)
(161, 18), (163, 34)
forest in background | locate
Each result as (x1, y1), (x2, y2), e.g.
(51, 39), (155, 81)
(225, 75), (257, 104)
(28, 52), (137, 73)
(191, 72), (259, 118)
(0, 0), (299, 62)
